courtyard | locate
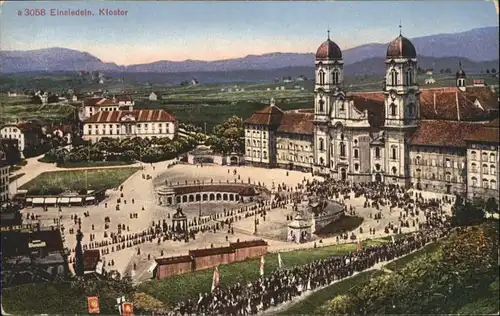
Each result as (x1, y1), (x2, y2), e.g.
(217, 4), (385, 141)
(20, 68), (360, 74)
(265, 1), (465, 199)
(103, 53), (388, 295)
(17, 161), (453, 286)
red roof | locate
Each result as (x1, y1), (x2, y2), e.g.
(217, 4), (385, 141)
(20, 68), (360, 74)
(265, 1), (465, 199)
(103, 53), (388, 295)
(409, 120), (482, 148)
(15, 122), (42, 134)
(277, 113), (314, 135)
(189, 246), (234, 258)
(155, 255), (192, 265)
(115, 95), (133, 102)
(84, 110), (176, 123)
(244, 104), (284, 126)
(229, 239), (268, 249)
(464, 120), (499, 144)
(84, 97), (106, 106)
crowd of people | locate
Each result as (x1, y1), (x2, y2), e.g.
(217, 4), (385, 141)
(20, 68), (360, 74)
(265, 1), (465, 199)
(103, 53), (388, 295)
(167, 222), (452, 316)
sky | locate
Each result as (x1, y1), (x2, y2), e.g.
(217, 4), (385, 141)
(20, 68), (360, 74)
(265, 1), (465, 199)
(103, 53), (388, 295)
(0, 1), (498, 65)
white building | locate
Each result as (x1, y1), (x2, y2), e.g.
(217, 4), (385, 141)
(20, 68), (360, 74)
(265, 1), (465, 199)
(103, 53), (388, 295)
(0, 122), (42, 154)
(149, 92), (162, 101)
(424, 78), (436, 84)
(83, 109), (177, 143)
(83, 97), (135, 120)
(114, 95), (135, 109)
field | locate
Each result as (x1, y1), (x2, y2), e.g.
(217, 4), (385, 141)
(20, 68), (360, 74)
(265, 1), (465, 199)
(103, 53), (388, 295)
(19, 167), (140, 194)
(138, 239), (385, 306)
(2, 72), (497, 128)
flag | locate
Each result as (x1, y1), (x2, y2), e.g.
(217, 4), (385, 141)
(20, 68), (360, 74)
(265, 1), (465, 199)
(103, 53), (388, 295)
(121, 302), (133, 316)
(87, 296), (100, 314)
(278, 253), (283, 269)
(307, 277), (311, 291)
(260, 256), (265, 276)
(357, 236), (361, 252)
(211, 266), (220, 292)
(391, 235), (396, 244)
(197, 293), (203, 305)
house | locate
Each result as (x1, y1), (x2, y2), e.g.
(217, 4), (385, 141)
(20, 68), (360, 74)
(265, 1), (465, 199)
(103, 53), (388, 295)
(191, 78), (199, 86)
(280, 86), (285, 90)
(82, 109), (177, 143)
(114, 95), (135, 109)
(7, 91), (22, 97)
(473, 79), (485, 87)
(283, 76), (292, 83)
(1, 227), (70, 284)
(0, 122), (43, 155)
(45, 124), (73, 144)
(149, 92), (162, 101)
(35, 91), (49, 104)
(296, 76), (306, 81)
(240, 88), (245, 92)
(424, 78), (436, 84)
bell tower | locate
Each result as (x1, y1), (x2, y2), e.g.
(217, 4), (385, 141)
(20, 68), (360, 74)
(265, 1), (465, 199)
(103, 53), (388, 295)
(313, 30), (344, 175)
(456, 61), (467, 92)
(383, 25), (420, 188)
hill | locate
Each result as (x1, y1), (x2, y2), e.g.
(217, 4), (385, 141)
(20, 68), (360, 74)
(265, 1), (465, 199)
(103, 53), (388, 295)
(1, 27), (498, 73)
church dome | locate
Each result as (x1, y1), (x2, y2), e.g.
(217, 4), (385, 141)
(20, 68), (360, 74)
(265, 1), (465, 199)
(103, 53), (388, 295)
(316, 39), (342, 60)
(386, 35), (417, 59)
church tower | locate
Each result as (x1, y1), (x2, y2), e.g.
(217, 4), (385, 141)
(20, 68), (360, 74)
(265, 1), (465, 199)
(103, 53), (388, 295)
(313, 30), (344, 175)
(383, 26), (420, 187)
(456, 61), (467, 92)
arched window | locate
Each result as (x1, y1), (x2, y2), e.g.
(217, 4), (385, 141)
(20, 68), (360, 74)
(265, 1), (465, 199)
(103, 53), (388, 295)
(353, 148), (359, 159)
(392, 166), (397, 175)
(354, 163), (359, 171)
(390, 103), (397, 116)
(263, 151), (267, 159)
(445, 158), (451, 168)
(472, 177), (477, 187)
(445, 172), (451, 182)
(332, 69), (340, 85)
(320, 157), (324, 165)
(471, 163), (477, 173)
(319, 70), (325, 85)
(375, 163), (381, 171)
(340, 142), (346, 157)
(405, 69), (413, 85)
(375, 147), (381, 159)
(319, 138), (324, 151)
(391, 69), (398, 86)
(490, 153), (495, 162)
(482, 152), (488, 161)
(318, 99), (325, 112)
(490, 165), (496, 175)
(483, 179), (489, 188)
(416, 168), (421, 178)
(391, 146), (397, 160)
(483, 164), (488, 174)
(408, 103), (415, 116)
(415, 156), (421, 165)
(471, 151), (477, 160)
(491, 180), (497, 190)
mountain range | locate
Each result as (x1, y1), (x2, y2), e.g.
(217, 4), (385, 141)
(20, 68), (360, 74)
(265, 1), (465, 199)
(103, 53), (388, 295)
(1, 26), (498, 75)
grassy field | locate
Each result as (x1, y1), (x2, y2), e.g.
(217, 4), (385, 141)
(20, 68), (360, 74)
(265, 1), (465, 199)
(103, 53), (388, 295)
(138, 239), (385, 306)
(0, 96), (77, 124)
(19, 167), (140, 193)
(55, 160), (136, 168)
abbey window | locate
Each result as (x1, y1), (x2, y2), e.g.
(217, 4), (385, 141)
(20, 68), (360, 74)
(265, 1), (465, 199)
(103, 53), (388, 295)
(390, 103), (397, 116)
(318, 70), (325, 85)
(390, 69), (398, 86)
(319, 99), (325, 112)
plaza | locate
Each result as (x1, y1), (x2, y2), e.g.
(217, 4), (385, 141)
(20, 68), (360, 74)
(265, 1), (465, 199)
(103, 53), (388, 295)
(10, 157), (453, 284)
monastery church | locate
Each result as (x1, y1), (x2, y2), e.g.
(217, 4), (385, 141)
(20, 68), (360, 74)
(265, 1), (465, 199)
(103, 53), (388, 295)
(244, 29), (499, 201)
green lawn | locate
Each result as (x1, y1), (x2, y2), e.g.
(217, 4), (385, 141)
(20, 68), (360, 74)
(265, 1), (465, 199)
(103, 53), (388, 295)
(56, 160), (135, 168)
(384, 241), (441, 271)
(19, 167), (140, 194)
(138, 239), (385, 306)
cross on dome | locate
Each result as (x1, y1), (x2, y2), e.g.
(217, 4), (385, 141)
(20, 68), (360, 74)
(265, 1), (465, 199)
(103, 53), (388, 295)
(399, 21), (402, 36)
(327, 29), (330, 40)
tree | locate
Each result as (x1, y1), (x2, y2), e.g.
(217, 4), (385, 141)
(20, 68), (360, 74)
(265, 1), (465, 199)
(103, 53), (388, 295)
(451, 195), (485, 226)
(440, 68), (444, 74)
(30, 95), (42, 104)
(485, 197), (498, 214)
(491, 68), (497, 74)
(47, 95), (59, 104)
(486, 69), (490, 74)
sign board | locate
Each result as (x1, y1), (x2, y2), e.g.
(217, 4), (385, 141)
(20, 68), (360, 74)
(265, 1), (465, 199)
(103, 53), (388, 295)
(122, 302), (133, 316)
(0, 224), (36, 232)
(87, 296), (100, 314)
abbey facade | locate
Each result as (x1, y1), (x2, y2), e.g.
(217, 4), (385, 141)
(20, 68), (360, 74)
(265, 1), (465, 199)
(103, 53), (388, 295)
(244, 32), (499, 201)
